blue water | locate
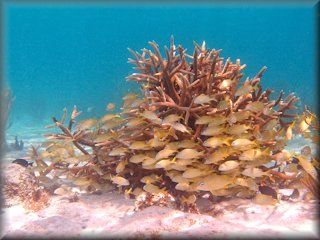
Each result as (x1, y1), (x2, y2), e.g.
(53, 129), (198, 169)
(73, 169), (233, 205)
(3, 2), (317, 128)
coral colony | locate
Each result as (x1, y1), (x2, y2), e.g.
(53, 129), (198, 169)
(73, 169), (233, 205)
(30, 38), (318, 212)
(1, 88), (15, 149)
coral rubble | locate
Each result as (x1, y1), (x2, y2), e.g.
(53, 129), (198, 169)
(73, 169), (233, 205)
(30, 38), (319, 211)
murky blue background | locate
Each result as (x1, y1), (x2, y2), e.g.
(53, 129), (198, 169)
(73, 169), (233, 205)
(3, 3), (317, 129)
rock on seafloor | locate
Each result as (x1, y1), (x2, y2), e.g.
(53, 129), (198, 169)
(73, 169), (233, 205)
(2, 163), (39, 207)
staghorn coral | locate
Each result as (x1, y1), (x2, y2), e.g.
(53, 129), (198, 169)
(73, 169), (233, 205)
(1, 88), (15, 129)
(30, 38), (319, 210)
(1, 88), (15, 150)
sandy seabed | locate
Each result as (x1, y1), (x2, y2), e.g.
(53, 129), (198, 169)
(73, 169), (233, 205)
(1, 126), (319, 239)
(2, 190), (319, 238)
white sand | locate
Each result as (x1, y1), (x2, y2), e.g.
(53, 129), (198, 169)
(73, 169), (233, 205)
(1, 190), (318, 238)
